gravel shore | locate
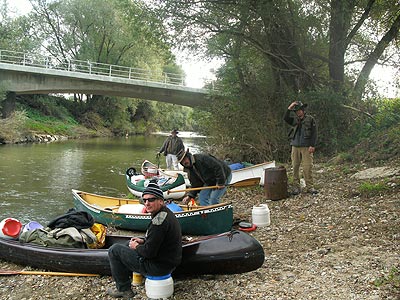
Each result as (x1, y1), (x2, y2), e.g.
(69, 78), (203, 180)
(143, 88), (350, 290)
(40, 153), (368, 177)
(1, 161), (399, 300)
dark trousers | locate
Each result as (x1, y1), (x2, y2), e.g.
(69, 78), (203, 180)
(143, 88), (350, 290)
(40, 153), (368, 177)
(108, 243), (173, 292)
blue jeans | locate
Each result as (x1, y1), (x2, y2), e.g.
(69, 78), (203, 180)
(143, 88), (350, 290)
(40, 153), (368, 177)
(199, 173), (232, 206)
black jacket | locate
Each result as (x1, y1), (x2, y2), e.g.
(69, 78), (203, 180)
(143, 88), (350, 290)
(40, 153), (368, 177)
(136, 206), (182, 275)
(159, 135), (184, 156)
(184, 153), (232, 198)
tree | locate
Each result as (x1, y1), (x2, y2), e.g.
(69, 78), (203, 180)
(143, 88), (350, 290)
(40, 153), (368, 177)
(329, 0), (400, 99)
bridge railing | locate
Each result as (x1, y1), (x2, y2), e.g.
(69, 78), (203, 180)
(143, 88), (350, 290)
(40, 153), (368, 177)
(0, 49), (185, 86)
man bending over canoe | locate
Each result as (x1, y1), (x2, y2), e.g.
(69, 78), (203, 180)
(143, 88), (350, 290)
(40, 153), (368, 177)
(177, 149), (232, 206)
(107, 183), (182, 298)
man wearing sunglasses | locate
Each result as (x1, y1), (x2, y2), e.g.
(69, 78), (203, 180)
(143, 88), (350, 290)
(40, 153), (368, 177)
(107, 182), (182, 298)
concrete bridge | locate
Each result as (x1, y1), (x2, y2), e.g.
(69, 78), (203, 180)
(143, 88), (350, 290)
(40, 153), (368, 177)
(0, 50), (211, 107)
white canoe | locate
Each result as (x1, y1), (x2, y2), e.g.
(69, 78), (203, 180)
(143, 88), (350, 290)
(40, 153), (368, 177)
(230, 161), (276, 186)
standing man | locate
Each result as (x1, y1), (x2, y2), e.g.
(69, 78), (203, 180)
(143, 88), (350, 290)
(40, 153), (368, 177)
(284, 101), (318, 195)
(157, 129), (185, 170)
(176, 149), (232, 206)
(107, 183), (182, 298)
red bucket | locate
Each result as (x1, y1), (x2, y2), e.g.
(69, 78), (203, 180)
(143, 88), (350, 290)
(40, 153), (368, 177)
(0, 218), (23, 239)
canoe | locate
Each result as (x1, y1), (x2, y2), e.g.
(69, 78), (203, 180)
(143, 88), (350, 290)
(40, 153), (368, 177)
(126, 167), (186, 199)
(72, 189), (234, 235)
(0, 230), (265, 276)
(230, 161), (276, 186)
(141, 160), (191, 187)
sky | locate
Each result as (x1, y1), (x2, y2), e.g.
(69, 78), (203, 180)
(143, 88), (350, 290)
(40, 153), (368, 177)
(6, 0), (399, 96)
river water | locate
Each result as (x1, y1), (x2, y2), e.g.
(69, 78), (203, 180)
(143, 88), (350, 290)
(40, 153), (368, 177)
(0, 134), (205, 225)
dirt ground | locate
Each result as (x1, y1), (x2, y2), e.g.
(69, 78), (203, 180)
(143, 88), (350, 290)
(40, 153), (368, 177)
(0, 160), (399, 300)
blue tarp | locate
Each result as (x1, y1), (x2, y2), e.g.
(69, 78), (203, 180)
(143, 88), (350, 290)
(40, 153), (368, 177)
(229, 163), (245, 170)
(167, 202), (183, 212)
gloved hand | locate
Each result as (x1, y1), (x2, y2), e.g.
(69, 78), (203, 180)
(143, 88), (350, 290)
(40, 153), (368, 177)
(156, 152), (161, 158)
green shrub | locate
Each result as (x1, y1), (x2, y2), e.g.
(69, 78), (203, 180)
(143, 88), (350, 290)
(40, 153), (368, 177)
(358, 181), (388, 196)
(375, 98), (400, 130)
(373, 266), (400, 288)
(337, 152), (354, 162)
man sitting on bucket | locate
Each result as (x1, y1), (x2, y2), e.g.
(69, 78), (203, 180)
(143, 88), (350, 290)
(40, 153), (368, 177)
(107, 182), (182, 298)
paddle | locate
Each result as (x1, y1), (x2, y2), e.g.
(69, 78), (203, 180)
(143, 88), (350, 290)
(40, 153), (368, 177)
(0, 270), (99, 277)
(167, 177), (260, 194)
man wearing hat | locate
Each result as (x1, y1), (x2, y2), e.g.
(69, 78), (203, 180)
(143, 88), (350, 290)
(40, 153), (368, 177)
(157, 129), (185, 170)
(107, 183), (182, 298)
(176, 149), (232, 206)
(284, 101), (318, 195)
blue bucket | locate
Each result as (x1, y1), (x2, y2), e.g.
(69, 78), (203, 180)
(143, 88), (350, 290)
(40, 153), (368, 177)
(146, 274), (171, 280)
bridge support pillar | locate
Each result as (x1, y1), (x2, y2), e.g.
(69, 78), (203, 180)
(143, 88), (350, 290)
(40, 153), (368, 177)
(2, 91), (16, 118)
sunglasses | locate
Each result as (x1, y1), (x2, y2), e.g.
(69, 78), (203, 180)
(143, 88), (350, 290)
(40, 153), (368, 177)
(142, 197), (159, 203)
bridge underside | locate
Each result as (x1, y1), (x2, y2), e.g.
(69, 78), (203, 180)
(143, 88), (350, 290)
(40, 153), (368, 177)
(0, 64), (210, 107)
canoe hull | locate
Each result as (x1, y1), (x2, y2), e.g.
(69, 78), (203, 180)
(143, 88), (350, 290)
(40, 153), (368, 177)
(0, 230), (265, 276)
(231, 161), (276, 186)
(126, 171), (186, 199)
(72, 190), (233, 235)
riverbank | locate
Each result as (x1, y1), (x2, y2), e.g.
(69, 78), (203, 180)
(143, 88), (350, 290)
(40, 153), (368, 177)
(1, 159), (399, 299)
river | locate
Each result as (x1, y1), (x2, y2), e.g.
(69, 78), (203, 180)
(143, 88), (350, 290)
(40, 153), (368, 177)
(0, 134), (206, 225)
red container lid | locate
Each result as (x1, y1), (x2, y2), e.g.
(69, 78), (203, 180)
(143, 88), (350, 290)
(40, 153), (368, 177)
(1, 218), (23, 238)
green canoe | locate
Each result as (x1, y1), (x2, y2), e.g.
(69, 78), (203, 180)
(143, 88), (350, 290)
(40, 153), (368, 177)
(72, 189), (233, 235)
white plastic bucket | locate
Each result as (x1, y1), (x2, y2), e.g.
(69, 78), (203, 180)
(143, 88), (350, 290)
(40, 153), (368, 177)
(252, 204), (270, 227)
(0, 218), (23, 239)
(145, 274), (173, 299)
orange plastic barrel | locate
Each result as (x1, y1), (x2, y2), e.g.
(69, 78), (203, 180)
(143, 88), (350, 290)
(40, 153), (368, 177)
(264, 167), (288, 200)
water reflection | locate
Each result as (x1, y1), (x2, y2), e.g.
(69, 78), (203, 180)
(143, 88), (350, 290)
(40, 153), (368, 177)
(0, 135), (205, 224)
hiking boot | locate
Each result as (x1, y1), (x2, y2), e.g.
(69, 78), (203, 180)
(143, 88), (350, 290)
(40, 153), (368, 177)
(106, 288), (136, 299)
